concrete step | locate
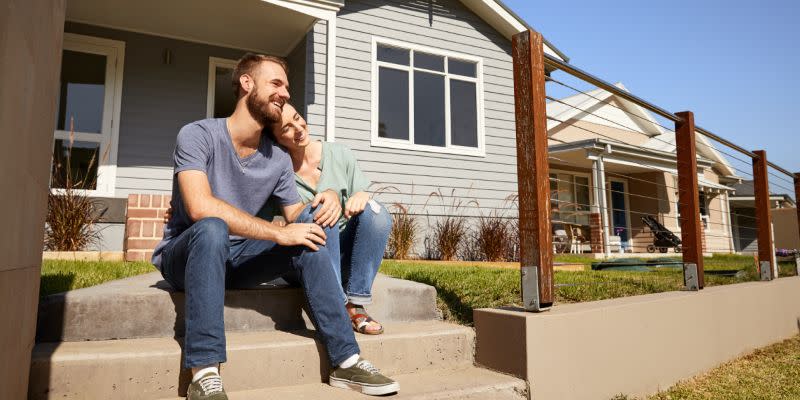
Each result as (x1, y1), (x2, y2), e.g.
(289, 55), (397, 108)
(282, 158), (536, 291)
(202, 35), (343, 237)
(158, 366), (527, 400)
(37, 272), (438, 342)
(29, 321), (475, 400)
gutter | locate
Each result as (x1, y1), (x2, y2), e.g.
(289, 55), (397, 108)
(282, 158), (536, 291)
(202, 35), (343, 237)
(494, 0), (570, 63)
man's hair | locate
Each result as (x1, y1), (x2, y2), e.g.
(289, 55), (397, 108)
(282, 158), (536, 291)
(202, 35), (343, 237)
(232, 53), (289, 97)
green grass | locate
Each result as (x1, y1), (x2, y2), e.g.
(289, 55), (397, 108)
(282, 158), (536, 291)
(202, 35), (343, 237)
(610, 335), (800, 400)
(380, 254), (798, 325)
(40, 259), (155, 298)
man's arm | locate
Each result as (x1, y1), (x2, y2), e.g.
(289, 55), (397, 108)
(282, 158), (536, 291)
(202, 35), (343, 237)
(178, 170), (327, 250)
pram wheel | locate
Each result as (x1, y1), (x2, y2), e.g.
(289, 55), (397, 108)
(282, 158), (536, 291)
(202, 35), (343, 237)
(659, 247), (668, 253)
(647, 244), (656, 253)
(675, 245), (682, 253)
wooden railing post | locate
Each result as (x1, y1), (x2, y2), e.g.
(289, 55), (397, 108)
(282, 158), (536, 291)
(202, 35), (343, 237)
(753, 150), (775, 280)
(795, 173), (800, 275)
(512, 29), (553, 311)
(675, 111), (704, 290)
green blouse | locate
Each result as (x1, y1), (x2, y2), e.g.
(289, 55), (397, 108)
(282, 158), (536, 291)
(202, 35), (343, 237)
(258, 141), (370, 231)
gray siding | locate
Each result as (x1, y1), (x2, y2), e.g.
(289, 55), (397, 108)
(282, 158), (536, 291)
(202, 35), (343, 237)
(65, 22), (323, 197)
(332, 0), (519, 218)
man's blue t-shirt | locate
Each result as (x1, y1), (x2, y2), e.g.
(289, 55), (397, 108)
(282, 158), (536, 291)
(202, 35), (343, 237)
(151, 118), (300, 268)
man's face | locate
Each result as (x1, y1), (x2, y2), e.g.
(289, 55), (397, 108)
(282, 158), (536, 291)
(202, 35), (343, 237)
(245, 61), (290, 125)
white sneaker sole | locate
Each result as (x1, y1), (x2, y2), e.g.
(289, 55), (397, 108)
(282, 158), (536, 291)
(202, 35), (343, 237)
(329, 376), (400, 396)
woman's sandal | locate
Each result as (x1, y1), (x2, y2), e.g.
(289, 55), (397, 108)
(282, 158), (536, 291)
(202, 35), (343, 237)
(349, 306), (384, 335)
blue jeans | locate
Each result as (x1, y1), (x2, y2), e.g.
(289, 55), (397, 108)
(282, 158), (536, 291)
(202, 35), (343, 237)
(157, 205), (359, 369)
(338, 200), (392, 305)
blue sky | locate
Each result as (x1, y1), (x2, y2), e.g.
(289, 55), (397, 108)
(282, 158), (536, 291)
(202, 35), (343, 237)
(504, 0), (799, 192)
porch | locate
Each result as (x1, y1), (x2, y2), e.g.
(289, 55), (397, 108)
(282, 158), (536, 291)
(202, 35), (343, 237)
(548, 138), (736, 257)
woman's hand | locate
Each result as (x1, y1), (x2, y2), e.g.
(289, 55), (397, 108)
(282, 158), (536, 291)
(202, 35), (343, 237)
(311, 189), (341, 228)
(344, 192), (370, 218)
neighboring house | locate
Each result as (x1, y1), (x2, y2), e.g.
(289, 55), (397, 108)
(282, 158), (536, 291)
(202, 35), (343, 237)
(729, 181), (796, 253)
(49, 0), (569, 258)
(546, 85), (741, 255)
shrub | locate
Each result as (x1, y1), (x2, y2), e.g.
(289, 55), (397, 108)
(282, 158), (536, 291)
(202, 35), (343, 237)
(425, 189), (472, 261)
(386, 203), (418, 260)
(476, 212), (511, 262)
(44, 120), (106, 251)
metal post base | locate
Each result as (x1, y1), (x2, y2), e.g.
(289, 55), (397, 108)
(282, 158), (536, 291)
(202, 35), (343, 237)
(760, 261), (773, 281)
(683, 263), (699, 291)
(521, 266), (550, 312)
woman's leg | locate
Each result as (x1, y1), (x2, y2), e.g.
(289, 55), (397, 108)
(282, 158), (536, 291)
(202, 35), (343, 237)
(340, 200), (392, 305)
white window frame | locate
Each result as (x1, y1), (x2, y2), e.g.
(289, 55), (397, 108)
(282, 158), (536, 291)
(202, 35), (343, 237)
(549, 169), (594, 224)
(370, 37), (485, 157)
(52, 33), (125, 197)
(206, 57), (239, 118)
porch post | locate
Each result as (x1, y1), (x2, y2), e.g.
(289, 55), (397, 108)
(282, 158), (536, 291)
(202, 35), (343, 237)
(723, 192), (735, 253)
(795, 173), (800, 255)
(512, 29), (553, 311)
(596, 155), (612, 256)
(675, 111), (705, 289)
(752, 150), (775, 280)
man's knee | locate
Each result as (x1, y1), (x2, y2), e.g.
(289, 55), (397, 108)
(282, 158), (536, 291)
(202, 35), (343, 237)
(294, 204), (316, 224)
(191, 217), (230, 247)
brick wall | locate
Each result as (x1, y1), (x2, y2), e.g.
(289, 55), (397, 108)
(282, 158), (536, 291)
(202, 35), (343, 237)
(589, 213), (604, 253)
(124, 194), (170, 262)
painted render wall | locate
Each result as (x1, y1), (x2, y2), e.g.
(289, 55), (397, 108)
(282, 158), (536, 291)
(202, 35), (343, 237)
(1, 1), (66, 398)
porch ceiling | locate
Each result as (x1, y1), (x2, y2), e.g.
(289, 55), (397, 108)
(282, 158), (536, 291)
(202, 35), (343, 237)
(66, 0), (321, 56)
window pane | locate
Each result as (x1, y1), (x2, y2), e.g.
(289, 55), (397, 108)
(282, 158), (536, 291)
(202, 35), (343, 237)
(56, 50), (106, 133)
(448, 59), (477, 77)
(413, 71), (445, 147)
(378, 67), (409, 140)
(377, 45), (410, 65)
(450, 80), (478, 147)
(575, 176), (590, 212)
(414, 52), (444, 72)
(51, 139), (99, 190)
(213, 67), (237, 118)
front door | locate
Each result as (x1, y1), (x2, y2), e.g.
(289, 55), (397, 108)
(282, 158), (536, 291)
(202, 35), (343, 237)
(607, 179), (631, 250)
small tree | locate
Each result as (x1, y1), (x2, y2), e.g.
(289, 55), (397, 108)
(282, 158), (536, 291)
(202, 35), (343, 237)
(44, 118), (105, 251)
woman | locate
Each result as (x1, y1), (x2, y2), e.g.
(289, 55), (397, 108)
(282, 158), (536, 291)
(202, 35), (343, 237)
(261, 103), (391, 335)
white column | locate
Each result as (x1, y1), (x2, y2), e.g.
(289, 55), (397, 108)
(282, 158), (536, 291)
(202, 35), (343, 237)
(722, 191), (735, 253)
(597, 156), (611, 256)
(325, 15), (337, 142)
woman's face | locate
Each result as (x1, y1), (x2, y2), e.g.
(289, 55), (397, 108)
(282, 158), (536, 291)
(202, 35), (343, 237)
(272, 103), (310, 150)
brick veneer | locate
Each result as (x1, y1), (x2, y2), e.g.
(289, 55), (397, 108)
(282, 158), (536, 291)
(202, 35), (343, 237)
(124, 194), (170, 262)
(589, 212), (604, 253)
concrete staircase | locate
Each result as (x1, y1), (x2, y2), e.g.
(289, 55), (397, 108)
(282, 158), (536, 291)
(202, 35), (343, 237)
(30, 273), (526, 399)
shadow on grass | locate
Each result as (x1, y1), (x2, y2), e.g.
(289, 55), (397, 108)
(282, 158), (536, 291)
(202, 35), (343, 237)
(39, 272), (76, 299)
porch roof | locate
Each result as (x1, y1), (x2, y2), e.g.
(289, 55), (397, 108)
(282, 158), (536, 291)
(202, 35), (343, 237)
(549, 138), (735, 192)
(65, 0), (341, 56)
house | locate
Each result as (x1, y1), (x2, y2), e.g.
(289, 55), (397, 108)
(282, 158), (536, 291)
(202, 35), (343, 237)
(546, 84), (741, 256)
(49, 0), (570, 259)
(729, 180), (797, 253)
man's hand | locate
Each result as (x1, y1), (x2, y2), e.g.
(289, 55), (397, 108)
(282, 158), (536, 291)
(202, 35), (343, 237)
(164, 206), (173, 224)
(276, 223), (327, 251)
(344, 192), (370, 218)
(311, 189), (341, 228)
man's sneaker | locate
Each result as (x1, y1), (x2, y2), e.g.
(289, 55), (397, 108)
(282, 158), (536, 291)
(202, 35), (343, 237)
(186, 372), (228, 400)
(329, 358), (400, 396)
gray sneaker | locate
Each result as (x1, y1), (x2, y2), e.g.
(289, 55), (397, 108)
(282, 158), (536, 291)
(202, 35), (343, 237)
(186, 372), (228, 400)
(329, 358), (400, 396)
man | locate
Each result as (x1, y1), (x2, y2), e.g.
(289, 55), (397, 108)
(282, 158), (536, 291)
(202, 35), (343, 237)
(151, 53), (399, 400)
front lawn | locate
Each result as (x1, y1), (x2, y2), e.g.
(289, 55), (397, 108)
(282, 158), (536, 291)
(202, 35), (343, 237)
(40, 259), (155, 298)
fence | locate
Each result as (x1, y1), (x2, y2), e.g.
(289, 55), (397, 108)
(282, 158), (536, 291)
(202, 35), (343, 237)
(513, 29), (800, 312)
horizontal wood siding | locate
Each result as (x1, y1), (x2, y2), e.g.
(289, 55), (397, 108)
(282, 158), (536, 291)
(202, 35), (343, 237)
(334, 0), (518, 219)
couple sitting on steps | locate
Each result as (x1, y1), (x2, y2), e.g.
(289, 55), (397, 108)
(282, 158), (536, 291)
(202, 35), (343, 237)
(151, 53), (398, 399)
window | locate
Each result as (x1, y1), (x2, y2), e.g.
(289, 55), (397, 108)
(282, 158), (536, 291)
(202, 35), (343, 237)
(371, 38), (484, 156)
(206, 57), (239, 118)
(675, 190), (710, 230)
(52, 33), (124, 195)
(550, 172), (591, 225)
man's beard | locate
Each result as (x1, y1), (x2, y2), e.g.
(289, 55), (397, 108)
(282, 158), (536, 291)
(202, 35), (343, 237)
(246, 84), (283, 125)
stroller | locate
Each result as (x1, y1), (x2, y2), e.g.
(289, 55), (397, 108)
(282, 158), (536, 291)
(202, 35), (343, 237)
(641, 215), (682, 253)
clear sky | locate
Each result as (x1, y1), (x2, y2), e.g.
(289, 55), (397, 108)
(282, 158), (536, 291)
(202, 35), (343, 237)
(504, 0), (799, 192)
